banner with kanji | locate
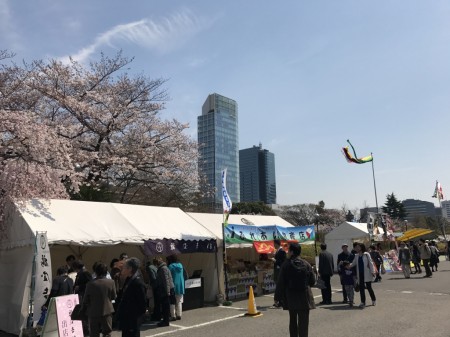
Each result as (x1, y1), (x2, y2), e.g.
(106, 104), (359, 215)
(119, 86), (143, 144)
(143, 239), (217, 255)
(225, 225), (314, 244)
(33, 232), (52, 324)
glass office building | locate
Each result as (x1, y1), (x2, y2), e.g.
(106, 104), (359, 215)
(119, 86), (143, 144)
(198, 93), (240, 211)
(239, 144), (276, 205)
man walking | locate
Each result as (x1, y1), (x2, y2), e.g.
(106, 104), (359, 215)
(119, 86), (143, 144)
(337, 244), (353, 303)
(318, 243), (334, 305)
(272, 240), (287, 308)
(398, 242), (411, 279)
(418, 239), (432, 278)
(276, 243), (316, 337)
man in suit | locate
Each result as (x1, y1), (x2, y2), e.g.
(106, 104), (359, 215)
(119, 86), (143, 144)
(117, 258), (147, 337)
(83, 262), (116, 337)
(318, 243), (334, 305)
(276, 243), (316, 337)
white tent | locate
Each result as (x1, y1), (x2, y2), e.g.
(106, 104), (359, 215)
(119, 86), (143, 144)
(0, 199), (218, 336)
(325, 221), (383, 270)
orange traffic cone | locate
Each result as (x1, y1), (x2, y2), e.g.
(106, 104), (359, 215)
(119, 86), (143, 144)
(244, 286), (262, 317)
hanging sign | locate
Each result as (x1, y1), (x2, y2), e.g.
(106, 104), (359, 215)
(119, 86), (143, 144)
(144, 239), (217, 255)
(225, 225), (315, 244)
(33, 232), (52, 324)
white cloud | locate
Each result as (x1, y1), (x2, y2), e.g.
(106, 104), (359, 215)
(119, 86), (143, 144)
(61, 9), (212, 64)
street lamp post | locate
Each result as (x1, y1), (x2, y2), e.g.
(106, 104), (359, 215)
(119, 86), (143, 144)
(404, 220), (408, 232)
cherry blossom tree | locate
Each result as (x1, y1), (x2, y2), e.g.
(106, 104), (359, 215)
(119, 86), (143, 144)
(0, 51), (206, 234)
(0, 51), (80, 235)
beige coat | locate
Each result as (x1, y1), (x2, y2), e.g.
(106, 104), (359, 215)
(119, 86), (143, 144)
(350, 252), (375, 283)
(83, 278), (116, 318)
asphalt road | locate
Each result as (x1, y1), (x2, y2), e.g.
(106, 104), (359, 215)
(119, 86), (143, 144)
(130, 259), (450, 337)
(3, 259), (450, 337)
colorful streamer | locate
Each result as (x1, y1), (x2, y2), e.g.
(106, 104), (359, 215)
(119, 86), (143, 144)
(342, 139), (373, 164)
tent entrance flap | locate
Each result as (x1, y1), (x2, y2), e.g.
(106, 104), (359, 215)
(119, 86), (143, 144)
(144, 239), (217, 255)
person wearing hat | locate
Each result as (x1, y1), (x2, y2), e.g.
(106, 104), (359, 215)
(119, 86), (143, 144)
(337, 243), (354, 303)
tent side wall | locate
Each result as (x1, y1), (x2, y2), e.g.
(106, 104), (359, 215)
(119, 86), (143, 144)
(0, 245), (33, 335)
(325, 222), (370, 272)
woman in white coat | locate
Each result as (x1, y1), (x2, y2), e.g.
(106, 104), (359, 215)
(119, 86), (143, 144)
(350, 243), (376, 308)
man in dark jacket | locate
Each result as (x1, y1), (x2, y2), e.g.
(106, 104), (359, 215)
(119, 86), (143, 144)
(272, 240), (287, 308)
(83, 262), (116, 337)
(117, 258), (147, 337)
(276, 243), (316, 337)
(154, 257), (174, 327)
(43, 266), (74, 308)
(337, 244), (354, 303)
(318, 243), (334, 305)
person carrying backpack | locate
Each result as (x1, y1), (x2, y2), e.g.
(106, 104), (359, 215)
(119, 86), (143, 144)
(276, 243), (316, 337)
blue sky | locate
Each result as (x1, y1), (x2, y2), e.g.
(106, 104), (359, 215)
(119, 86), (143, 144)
(2, 0), (450, 210)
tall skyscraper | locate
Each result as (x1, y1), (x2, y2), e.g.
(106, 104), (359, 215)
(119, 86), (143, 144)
(239, 143), (276, 205)
(198, 93), (240, 211)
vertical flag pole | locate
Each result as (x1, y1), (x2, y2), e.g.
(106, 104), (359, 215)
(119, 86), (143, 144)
(221, 169), (232, 302)
(438, 184), (447, 241)
(370, 153), (383, 241)
(433, 181), (447, 241)
(371, 153), (379, 213)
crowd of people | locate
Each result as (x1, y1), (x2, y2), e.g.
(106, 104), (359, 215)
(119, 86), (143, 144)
(274, 238), (445, 337)
(43, 253), (187, 337)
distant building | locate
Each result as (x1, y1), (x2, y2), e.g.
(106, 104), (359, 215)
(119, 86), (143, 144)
(359, 207), (379, 222)
(198, 93), (240, 211)
(239, 143), (276, 204)
(402, 199), (436, 222)
(441, 200), (450, 219)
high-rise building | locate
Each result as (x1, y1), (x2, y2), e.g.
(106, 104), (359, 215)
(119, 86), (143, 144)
(402, 199), (436, 222)
(239, 143), (276, 205)
(198, 93), (240, 211)
(441, 200), (450, 219)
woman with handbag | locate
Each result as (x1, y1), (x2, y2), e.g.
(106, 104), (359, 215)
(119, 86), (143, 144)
(350, 243), (376, 308)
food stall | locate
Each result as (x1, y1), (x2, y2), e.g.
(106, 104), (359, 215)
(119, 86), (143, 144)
(224, 224), (315, 299)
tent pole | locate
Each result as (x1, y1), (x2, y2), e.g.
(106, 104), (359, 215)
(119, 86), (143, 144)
(27, 232), (39, 328)
(222, 221), (229, 301)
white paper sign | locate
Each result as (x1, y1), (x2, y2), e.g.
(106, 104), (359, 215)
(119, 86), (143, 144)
(185, 278), (202, 289)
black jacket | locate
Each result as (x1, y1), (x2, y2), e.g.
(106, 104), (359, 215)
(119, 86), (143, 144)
(274, 248), (287, 270)
(318, 250), (334, 276)
(276, 257), (316, 311)
(117, 275), (147, 324)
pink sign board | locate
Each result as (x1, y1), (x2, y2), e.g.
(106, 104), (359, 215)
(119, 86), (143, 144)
(55, 295), (84, 337)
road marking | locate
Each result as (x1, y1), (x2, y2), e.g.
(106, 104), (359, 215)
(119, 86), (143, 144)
(217, 305), (246, 310)
(401, 291), (413, 294)
(145, 313), (243, 337)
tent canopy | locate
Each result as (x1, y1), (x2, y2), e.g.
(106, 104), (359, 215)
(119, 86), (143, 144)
(397, 228), (435, 242)
(3, 199), (217, 249)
